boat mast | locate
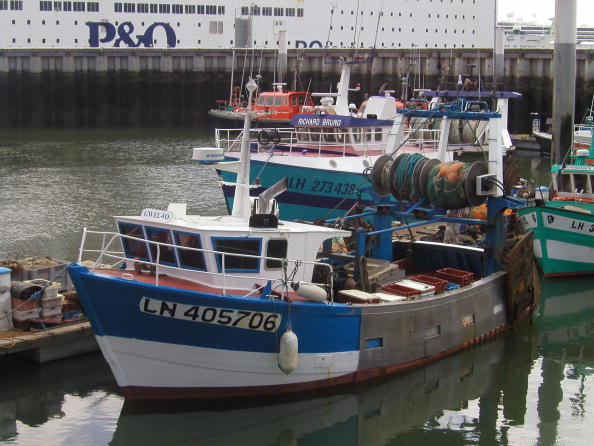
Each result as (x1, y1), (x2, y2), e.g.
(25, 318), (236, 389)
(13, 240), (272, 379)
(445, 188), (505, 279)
(231, 78), (258, 219)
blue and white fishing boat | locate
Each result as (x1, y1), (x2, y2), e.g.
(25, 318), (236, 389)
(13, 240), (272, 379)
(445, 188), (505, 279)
(68, 78), (538, 401)
(201, 102), (510, 221)
(518, 130), (594, 277)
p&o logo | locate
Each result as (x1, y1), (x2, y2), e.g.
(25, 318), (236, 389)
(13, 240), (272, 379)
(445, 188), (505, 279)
(86, 22), (177, 48)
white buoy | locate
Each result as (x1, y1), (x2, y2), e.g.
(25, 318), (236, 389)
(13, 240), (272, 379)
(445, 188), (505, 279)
(292, 282), (327, 302)
(278, 329), (298, 375)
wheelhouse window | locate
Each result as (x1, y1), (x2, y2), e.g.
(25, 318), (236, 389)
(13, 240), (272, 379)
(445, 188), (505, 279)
(174, 232), (206, 270)
(265, 239), (287, 269)
(118, 222), (149, 261)
(212, 238), (261, 272)
(145, 227), (176, 265)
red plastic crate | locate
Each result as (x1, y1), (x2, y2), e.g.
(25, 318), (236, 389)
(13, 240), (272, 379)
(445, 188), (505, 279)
(380, 282), (421, 298)
(409, 275), (448, 293)
(435, 268), (474, 285)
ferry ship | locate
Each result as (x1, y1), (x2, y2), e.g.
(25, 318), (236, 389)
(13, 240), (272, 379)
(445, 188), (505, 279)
(1, 0), (496, 50)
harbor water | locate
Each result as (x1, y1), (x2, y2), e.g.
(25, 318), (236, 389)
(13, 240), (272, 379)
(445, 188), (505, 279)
(0, 127), (592, 446)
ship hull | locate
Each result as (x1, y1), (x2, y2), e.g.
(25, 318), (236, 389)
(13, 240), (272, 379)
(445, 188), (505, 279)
(69, 263), (524, 400)
(519, 203), (594, 277)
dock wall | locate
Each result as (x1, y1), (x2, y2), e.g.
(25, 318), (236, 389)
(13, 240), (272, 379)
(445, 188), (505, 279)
(1, 48), (593, 132)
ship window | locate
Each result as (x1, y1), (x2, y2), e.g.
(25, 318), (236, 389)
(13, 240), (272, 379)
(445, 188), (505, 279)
(262, 7), (272, 16)
(212, 238), (262, 273)
(265, 96), (274, 106)
(205, 5), (216, 14)
(274, 96), (283, 106)
(273, 7), (283, 16)
(209, 21), (223, 34)
(218, 5), (224, 14)
(73, 1), (84, 11)
(87, 1), (98, 12)
(240, 6), (248, 15)
(149, 3), (157, 13)
(138, 3), (149, 13)
(290, 96), (298, 106)
(174, 232), (206, 270)
(114, 2), (122, 12)
(118, 222), (149, 261)
(40, 1), (52, 11)
(53, 1), (61, 11)
(123, 3), (135, 13)
(62, 1), (71, 10)
(158, 4), (170, 14)
(256, 96), (265, 106)
(265, 239), (287, 269)
(285, 8), (295, 17)
(297, 8), (303, 17)
(184, 4), (194, 13)
(145, 227), (177, 266)
(10, 0), (22, 9)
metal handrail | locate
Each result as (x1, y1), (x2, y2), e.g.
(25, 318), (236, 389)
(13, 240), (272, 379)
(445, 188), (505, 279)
(78, 228), (334, 298)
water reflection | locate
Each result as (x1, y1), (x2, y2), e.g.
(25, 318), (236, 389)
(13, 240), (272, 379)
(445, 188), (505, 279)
(109, 330), (536, 446)
(0, 353), (118, 442)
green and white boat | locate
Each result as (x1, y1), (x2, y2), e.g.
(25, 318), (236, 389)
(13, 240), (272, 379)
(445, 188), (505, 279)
(518, 131), (594, 277)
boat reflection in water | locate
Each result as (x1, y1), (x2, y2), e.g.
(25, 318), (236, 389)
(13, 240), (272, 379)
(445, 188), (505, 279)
(0, 353), (118, 442)
(110, 329), (537, 446)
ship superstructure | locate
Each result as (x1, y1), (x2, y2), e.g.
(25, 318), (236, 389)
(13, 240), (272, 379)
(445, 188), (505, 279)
(1, 0), (496, 49)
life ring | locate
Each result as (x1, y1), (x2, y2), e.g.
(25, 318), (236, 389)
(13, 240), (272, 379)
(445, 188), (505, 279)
(257, 130), (271, 146)
(269, 128), (281, 145)
(257, 129), (281, 146)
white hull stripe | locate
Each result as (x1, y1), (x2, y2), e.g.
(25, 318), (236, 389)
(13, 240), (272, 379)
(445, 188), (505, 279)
(97, 335), (360, 389)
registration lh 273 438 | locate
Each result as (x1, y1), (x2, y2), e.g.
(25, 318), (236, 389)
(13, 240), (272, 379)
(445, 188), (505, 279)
(140, 297), (280, 332)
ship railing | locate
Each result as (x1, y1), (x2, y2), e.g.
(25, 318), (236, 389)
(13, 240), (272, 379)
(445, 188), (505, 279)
(215, 127), (387, 157)
(575, 123), (593, 133)
(401, 128), (441, 151)
(77, 228), (334, 299)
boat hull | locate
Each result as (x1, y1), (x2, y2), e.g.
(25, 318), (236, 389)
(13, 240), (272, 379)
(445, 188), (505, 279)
(217, 157), (375, 221)
(518, 203), (594, 277)
(68, 264), (521, 400)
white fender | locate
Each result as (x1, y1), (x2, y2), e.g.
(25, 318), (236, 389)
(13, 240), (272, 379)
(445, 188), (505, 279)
(278, 329), (298, 375)
(292, 282), (327, 302)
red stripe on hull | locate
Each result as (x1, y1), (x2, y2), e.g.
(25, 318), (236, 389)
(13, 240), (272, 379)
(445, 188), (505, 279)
(118, 321), (520, 401)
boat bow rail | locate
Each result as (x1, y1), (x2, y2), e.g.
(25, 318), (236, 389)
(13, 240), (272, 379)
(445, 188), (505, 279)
(75, 228), (335, 299)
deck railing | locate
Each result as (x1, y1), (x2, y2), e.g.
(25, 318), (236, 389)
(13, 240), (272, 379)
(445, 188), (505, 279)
(77, 228), (334, 300)
(214, 126), (441, 158)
